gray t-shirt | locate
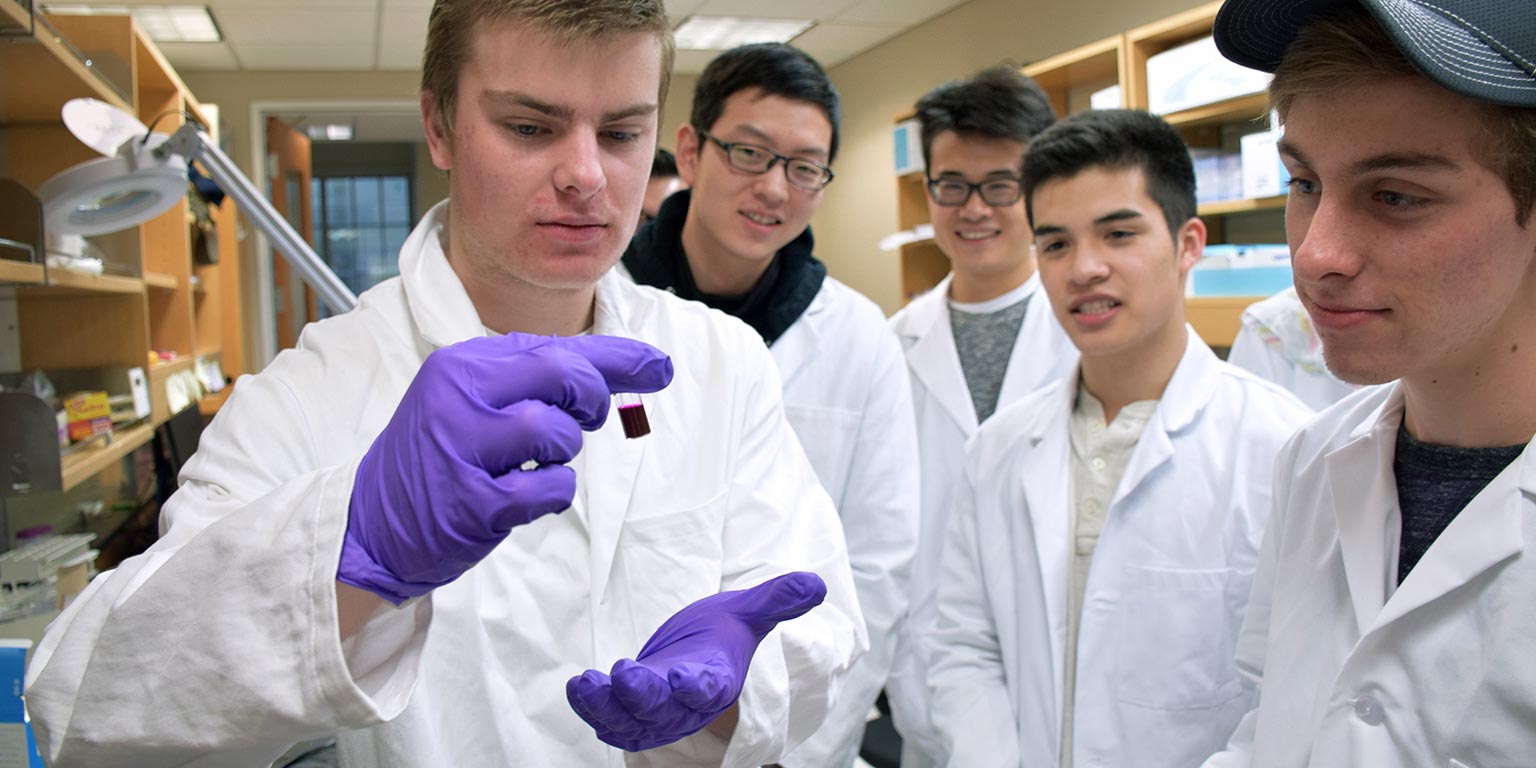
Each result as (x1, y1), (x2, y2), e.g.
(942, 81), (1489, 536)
(949, 285), (1031, 423)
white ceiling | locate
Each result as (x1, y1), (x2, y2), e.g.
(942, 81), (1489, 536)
(42, 0), (972, 73)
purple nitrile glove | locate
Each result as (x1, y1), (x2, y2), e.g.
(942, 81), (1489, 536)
(567, 571), (828, 752)
(339, 333), (673, 605)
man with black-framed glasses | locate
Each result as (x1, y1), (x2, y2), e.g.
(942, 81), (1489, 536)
(621, 42), (920, 768)
(885, 64), (1079, 768)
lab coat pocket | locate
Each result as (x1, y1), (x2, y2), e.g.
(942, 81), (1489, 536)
(617, 495), (728, 635)
(782, 405), (860, 504)
(1114, 565), (1247, 711)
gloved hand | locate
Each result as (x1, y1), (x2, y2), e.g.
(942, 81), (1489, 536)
(567, 571), (828, 752)
(339, 333), (673, 605)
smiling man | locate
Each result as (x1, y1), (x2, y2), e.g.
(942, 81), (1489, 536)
(925, 109), (1310, 768)
(1201, 1), (1536, 765)
(23, 3), (865, 766)
(620, 43), (919, 768)
(885, 65), (1077, 768)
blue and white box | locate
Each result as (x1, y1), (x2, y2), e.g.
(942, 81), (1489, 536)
(1147, 35), (1273, 116)
(892, 118), (924, 176)
(1189, 243), (1293, 297)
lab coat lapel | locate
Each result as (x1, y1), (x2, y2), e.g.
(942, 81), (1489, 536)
(770, 285), (825, 388)
(1369, 432), (1532, 632)
(905, 275), (980, 437)
(1326, 387), (1403, 634)
(1109, 330), (1212, 512)
(1020, 379), (1075, 711)
(586, 274), (653, 606)
(997, 274), (1066, 408)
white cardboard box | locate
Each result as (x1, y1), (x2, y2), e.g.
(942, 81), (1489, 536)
(1146, 35), (1272, 116)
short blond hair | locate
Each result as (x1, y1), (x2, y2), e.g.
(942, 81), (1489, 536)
(1270, 7), (1536, 226)
(420, 0), (675, 137)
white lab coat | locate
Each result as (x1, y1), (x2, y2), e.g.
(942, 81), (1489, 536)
(885, 272), (1078, 765)
(768, 277), (921, 767)
(25, 202), (866, 768)
(928, 330), (1312, 768)
(1203, 383), (1536, 768)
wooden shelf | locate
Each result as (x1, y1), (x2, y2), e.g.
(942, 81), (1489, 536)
(1164, 92), (1271, 129)
(151, 356), (196, 376)
(24, 269), (145, 297)
(0, 260), (46, 285)
(1199, 195), (1286, 217)
(198, 386), (231, 417)
(0, 3), (133, 123)
(60, 421), (154, 492)
(1187, 296), (1263, 347)
(143, 271), (178, 290)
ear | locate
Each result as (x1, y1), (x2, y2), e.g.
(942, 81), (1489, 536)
(676, 124), (700, 186)
(1174, 216), (1207, 279)
(421, 90), (453, 172)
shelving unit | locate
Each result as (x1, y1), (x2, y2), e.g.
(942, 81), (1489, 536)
(888, 1), (1282, 345)
(1, 5), (246, 502)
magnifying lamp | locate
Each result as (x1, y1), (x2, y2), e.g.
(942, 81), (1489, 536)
(38, 98), (357, 314)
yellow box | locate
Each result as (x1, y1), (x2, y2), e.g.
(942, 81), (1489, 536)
(63, 391), (113, 443)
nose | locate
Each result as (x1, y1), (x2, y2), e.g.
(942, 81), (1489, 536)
(752, 162), (790, 206)
(552, 131), (606, 199)
(1290, 195), (1363, 283)
(1068, 243), (1111, 287)
(958, 189), (992, 221)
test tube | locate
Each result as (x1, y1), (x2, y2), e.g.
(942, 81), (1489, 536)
(616, 392), (651, 439)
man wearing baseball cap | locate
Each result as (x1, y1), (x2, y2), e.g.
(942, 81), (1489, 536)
(1204, 1), (1536, 765)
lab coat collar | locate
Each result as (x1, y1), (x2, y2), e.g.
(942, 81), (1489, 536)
(900, 273), (978, 436)
(398, 200), (653, 346)
(397, 201), (652, 604)
(1110, 327), (1217, 510)
(770, 281), (829, 388)
(1333, 383), (1532, 635)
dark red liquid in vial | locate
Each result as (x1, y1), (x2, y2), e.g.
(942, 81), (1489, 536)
(618, 403), (651, 439)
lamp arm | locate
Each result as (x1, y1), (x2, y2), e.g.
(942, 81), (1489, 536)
(161, 124), (359, 314)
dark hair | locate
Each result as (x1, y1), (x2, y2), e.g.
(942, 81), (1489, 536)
(914, 65), (1057, 170)
(1022, 109), (1197, 238)
(650, 148), (678, 178)
(690, 43), (841, 163)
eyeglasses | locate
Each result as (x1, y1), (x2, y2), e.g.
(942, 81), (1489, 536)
(926, 176), (1024, 207)
(698, 130), (835, 192)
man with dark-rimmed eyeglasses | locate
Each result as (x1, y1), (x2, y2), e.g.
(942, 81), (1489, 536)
(620, 42), (920, 768)
(885, 64), (1078, 768)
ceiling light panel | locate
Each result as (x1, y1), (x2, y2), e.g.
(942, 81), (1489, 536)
(43, 4), (222, 43)
(673, 16), (814, 50)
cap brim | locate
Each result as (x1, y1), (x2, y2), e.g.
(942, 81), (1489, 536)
(1214, 0), (1536, 107)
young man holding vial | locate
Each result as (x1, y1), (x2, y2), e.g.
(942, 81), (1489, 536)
(884, 65), (1077, 768)
(24, 2), (866, 766)
(621, 43), (920, 767)
(925, 108), (1311, 767)
(1201, 0), (1536, 763)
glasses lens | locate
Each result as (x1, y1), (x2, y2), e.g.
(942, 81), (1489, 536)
(787, 161), (828, 190)
(728, 144), (772, 171)
(980, 180), (1022, 206)
(931, 180), (971, 205)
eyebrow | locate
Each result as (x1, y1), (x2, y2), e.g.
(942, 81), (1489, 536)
(1278, 138), (1460, 177)
(724, 124), (828, 160)
(484, 90), (657, 123)
(1033, 209), (1143, 237)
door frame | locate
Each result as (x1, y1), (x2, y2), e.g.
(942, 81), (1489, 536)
(247, 98), (419, 368)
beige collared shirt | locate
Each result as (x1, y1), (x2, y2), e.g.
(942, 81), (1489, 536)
(1059, 383), (1158, 767)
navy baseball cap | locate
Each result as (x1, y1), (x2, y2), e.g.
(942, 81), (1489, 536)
(1213, 0), (1536, 107)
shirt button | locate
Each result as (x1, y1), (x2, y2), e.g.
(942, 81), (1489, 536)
(1083, 499), (1100, 514)
(1089, 421), (1104, 433)
(1091, 457), (1107, 472)
(1352, 695), (1384, 726)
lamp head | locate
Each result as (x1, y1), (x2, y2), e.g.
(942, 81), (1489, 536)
(40, 99), (191, 237)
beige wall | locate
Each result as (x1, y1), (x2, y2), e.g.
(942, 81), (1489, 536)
(815, 0), (1208, 315)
